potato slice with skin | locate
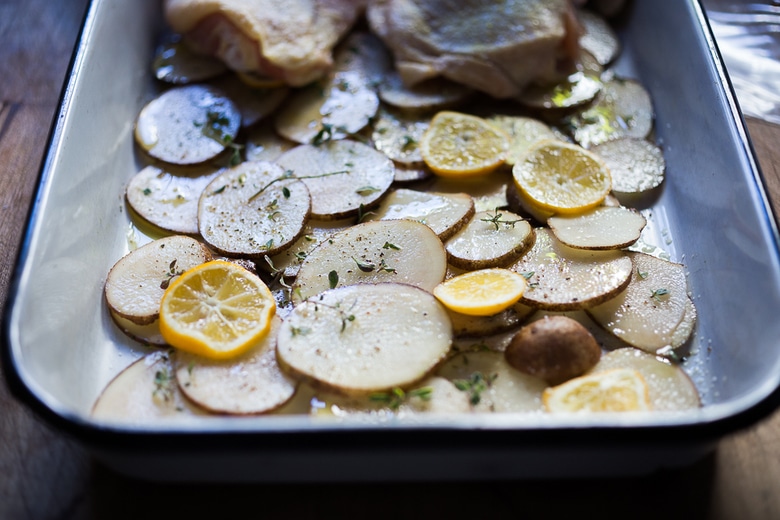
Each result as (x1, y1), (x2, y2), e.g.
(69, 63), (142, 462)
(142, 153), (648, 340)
(277, 283), (453, 395)
(198, 161), (311, 258)
(425, 171), (510, 213)
(591, 137), (665, 195)
(109, 309), (166, 346)
(135, 84), (241, 165)
(364, 188), (475, 241)
(275, 140), (395, 220)
(587, 252), (696, 354)
(105, 235), (212, 325)
(91, 351), (209, 423)
(292, 220), (447, 303)
(592, 348), (700, 411)
(274, 70), (379, 145)
(564, 77), (654, 149)
(394, 164), (433, 184)
(548, 206), (647, 250)
(371, 107), (429, 166)
(437, 350), (547, 413)
(209, 74), (289, 128)
(445, 209), (535, 270)
(174, 317), (298, 415)
(126, 165), (221, 235)
(447, 301), (535, 338)
(509, 227), (633, 311)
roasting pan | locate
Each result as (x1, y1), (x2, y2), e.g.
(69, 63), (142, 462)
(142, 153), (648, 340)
(3, 0), (780, 481)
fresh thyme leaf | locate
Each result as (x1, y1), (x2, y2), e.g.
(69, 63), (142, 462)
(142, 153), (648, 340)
(212, 185), (227, 195)
(637, 269), (649, 279)
(328, 270), (339, 289)
(290, 326), (312, 337)
(142, 188), (152, 196)
(248, 169), (348, 202)
(480, 209), (523, 231)
(651, 288), (670, 302)
(356, 185), (381, 196)
(453, 371), (497, 405)
(282, 186), (291, 199)
(357, 203), (375, 223)
(353, 257), (376, 272)
(378, 259), (396, 274)
(312, 123), (334, 146)
(382, 242), (401, 250)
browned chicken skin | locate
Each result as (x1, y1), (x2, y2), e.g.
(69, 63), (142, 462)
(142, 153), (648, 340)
(163, 0), (367, 86)
(368, 0), (582, 99)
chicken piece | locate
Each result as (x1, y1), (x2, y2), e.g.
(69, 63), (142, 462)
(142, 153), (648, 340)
(164, 0), (367, 86)
(367, 0), (582, 98)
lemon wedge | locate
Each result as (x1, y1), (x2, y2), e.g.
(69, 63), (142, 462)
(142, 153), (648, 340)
(420, 111), (509, 177)
(159, 260), (276, 360)
(512, 139), (611, 215)
(433, 268), (527, 316)
(543, 368), (651, 413)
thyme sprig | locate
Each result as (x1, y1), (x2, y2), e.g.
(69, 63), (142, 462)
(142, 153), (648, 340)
(248, 169), (349, 203)
(160, 259), (184, 290)
(480, 208), (524, 231)
(369, 386), (433, 410)
(453, 371), (497, 405)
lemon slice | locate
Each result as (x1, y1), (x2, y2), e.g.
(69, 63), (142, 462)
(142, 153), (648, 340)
(159, 260), (276, 360)
(543, 368), (651, 413)
(433, 268), (527, 316)
(420, 111), (509, 177)
(512, 139), (611, 215)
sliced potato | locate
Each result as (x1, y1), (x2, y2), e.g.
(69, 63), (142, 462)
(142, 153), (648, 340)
(591, 137), (665, 195)
(487, 115), (561, 167)
(135, 84), (241, 165)
(394, 164), (434, 184)
(275, 140), (395, 220)
(578, 9), (621, 66)
(518, 71), (603, 111)
(547, 206), (647, 250)
(292, 219), (447, 303)
(105, 235), (212, 325)
(379, 70), (473, 112)
(277, 283), (453, 395)
(587, 252), (697, 354)
(593, 348), (700, 410)
(91, 351), (209, 423)
(436, 350), (546, 413)
(152, 37), (227, 84)
(198, 161), (311, 257)
(509, 227), (633, 310)
(274, 70), (379, 145)
(174, 317), (297, 414)
(425, 172), (511, 213)
(126, 165), (221, 235)
(332, 31), (393, 87)
(445, 209), (534, 269)
(109, 309), (166, 346)
(563, 77), (654, 148)
(363, 188), (475, 241)
(370, 107), (429, 166)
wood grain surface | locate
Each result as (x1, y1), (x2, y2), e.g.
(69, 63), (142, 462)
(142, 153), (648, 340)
(1, 1), (779, 519)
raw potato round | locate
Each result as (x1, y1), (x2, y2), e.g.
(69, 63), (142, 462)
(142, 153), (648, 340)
(134, 84), (241, 165)
(209, 74), (289, 128)
(245, 120), (297, 163)
(436, 350), (547, 413)
(379, 71), (473, 111)
(448, 301), (534, 338)
(275, 140), (395, 220)
(364, 188), (475, 241)
(126, 165), (221, 235)
(266, 219), (352, 278)
(591, 137), (665, 195)
(91, 351), (208, 423)
(593, 348), (700, 410)
(174, 317), (297, 414)
(445, 209), (534, 269)
(292, 219), (447, 303)
(109, 309), (165, 346)
(104, 235), (212, 325)
(587, 252), (697, 354)
(277, 283), (453, 395)
(547, 206), (647, 250)
(198, 161), (311, 257)
(504, 315), (602, 385)
(509, 228), (633, 310)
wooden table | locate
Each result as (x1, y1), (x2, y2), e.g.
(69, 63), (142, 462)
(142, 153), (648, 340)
(2, 1), (779, 518)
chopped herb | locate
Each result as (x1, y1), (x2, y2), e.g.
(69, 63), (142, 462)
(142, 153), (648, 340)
(356, 185), (381, 196)
(378, 259), (396, 274)
(152, 368), (174, 403)
(294, 251), (307, 262)
(261, 239), (274, 251)
(637, 269), (649, 279)
(651, 288), (670, 302)
(382, 242), (401, 251)
(357, 203), (375, 223)
(328, 270), (339, 289)
(312, 123), (335, 145)
(160, 259), (183, 289)
(401, 134), (418, 151)
(480, 209), (523, 231)
(369, 386), (433, 410)
(290, 326), (312, 337)
(212, 185), (227, 195)
(282, 186), (291, 199)
(142, 188), (152, 196)
(353, 257), (376, 272)
(453, 371), (497, 405)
